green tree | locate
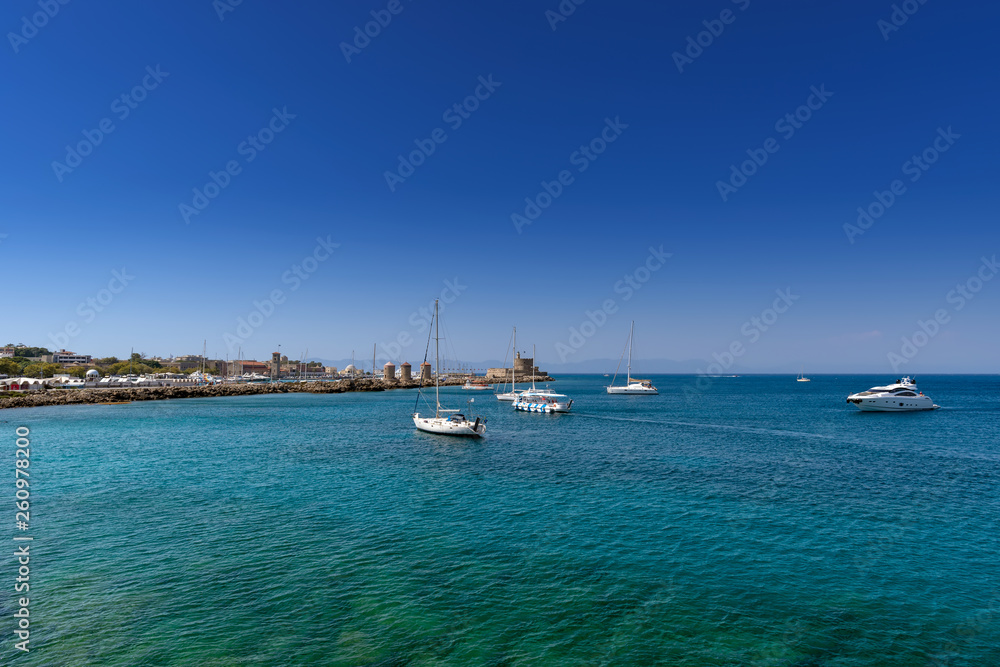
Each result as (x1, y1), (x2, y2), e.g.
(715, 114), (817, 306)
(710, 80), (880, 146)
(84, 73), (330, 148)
(13, 347), (51, 358)
(127, 353), (162, 369)
(20, 363), (63, 378)
(108, 361), (158, 376)
(0, 359), (19, 376)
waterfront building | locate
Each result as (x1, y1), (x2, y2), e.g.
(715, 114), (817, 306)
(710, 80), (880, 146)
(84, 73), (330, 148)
(1, 377), (52, 391)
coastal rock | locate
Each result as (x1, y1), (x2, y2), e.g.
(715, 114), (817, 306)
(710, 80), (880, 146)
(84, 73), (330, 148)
(0, 376), (552, 410)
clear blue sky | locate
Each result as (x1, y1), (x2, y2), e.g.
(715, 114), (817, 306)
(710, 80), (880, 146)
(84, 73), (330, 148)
(3, 0), (997, 373)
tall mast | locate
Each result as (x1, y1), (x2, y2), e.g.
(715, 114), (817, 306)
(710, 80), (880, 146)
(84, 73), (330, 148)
(373, 343), (376, 380)
(627, 320), (633, 384)
(531, 344), (536, 391)
(434, 299), (440, 417)
(512, 326), (516, 392)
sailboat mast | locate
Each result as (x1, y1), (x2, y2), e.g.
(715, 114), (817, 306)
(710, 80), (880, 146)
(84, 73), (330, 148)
(434, 299), (440, 417)
(531, 344), (536, 391)
(512, 326), (516, 392)
(627, 320), (633, 384)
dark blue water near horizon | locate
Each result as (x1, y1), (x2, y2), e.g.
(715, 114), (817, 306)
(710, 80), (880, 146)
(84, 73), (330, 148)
(5, 374), (999, 665)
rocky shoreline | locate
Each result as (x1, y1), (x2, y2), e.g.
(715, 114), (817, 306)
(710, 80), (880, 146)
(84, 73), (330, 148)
(0, 376), (554, 410)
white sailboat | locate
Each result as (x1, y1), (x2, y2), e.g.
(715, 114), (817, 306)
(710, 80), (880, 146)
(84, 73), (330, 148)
(462, 378), (493, 390)
(412, 299), (486, 437)
(606, 321), (658, 395)
(496, 325), (522, 402)
(797, 367), (811, 382)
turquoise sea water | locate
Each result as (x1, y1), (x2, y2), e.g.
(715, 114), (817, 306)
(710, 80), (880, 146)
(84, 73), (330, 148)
(4, 375), (1000, 665)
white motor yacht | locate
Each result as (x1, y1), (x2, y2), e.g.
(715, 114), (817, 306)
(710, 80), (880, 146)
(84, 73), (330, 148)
(846, 377), (939, 412)
(512, 344), (572, 412)
(514, 388), (573, 413)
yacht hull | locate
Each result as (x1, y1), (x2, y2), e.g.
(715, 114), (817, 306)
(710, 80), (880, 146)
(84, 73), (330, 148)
(495, 392), (520, 402)
(848, 398), (938, 412)
(513, 399), (573, 413)
(413, 414), (485, 436)
(606, 386), (658, 395)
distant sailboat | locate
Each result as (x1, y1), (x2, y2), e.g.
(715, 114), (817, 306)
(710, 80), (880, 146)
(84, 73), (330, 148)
(495, 326), (522, 402)
(606, 321), (658, 395)
(797, 367), (811, 382)
(463, 377), (492, 390)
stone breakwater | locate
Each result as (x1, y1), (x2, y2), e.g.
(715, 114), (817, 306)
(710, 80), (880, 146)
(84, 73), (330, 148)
(0, 376), (553, 410)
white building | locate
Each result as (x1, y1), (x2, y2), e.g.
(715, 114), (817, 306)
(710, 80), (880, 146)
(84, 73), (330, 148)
(1, 377), (52, 391)
(52, 349), (92, 364)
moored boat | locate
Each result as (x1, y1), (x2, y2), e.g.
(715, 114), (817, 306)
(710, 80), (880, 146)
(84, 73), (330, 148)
(496, 325), (522, 402)
(413, 300), (487, 437)
(512, 344), (571, 412)
(514, 387), (573, 413)
(606, 321), (658, 395)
